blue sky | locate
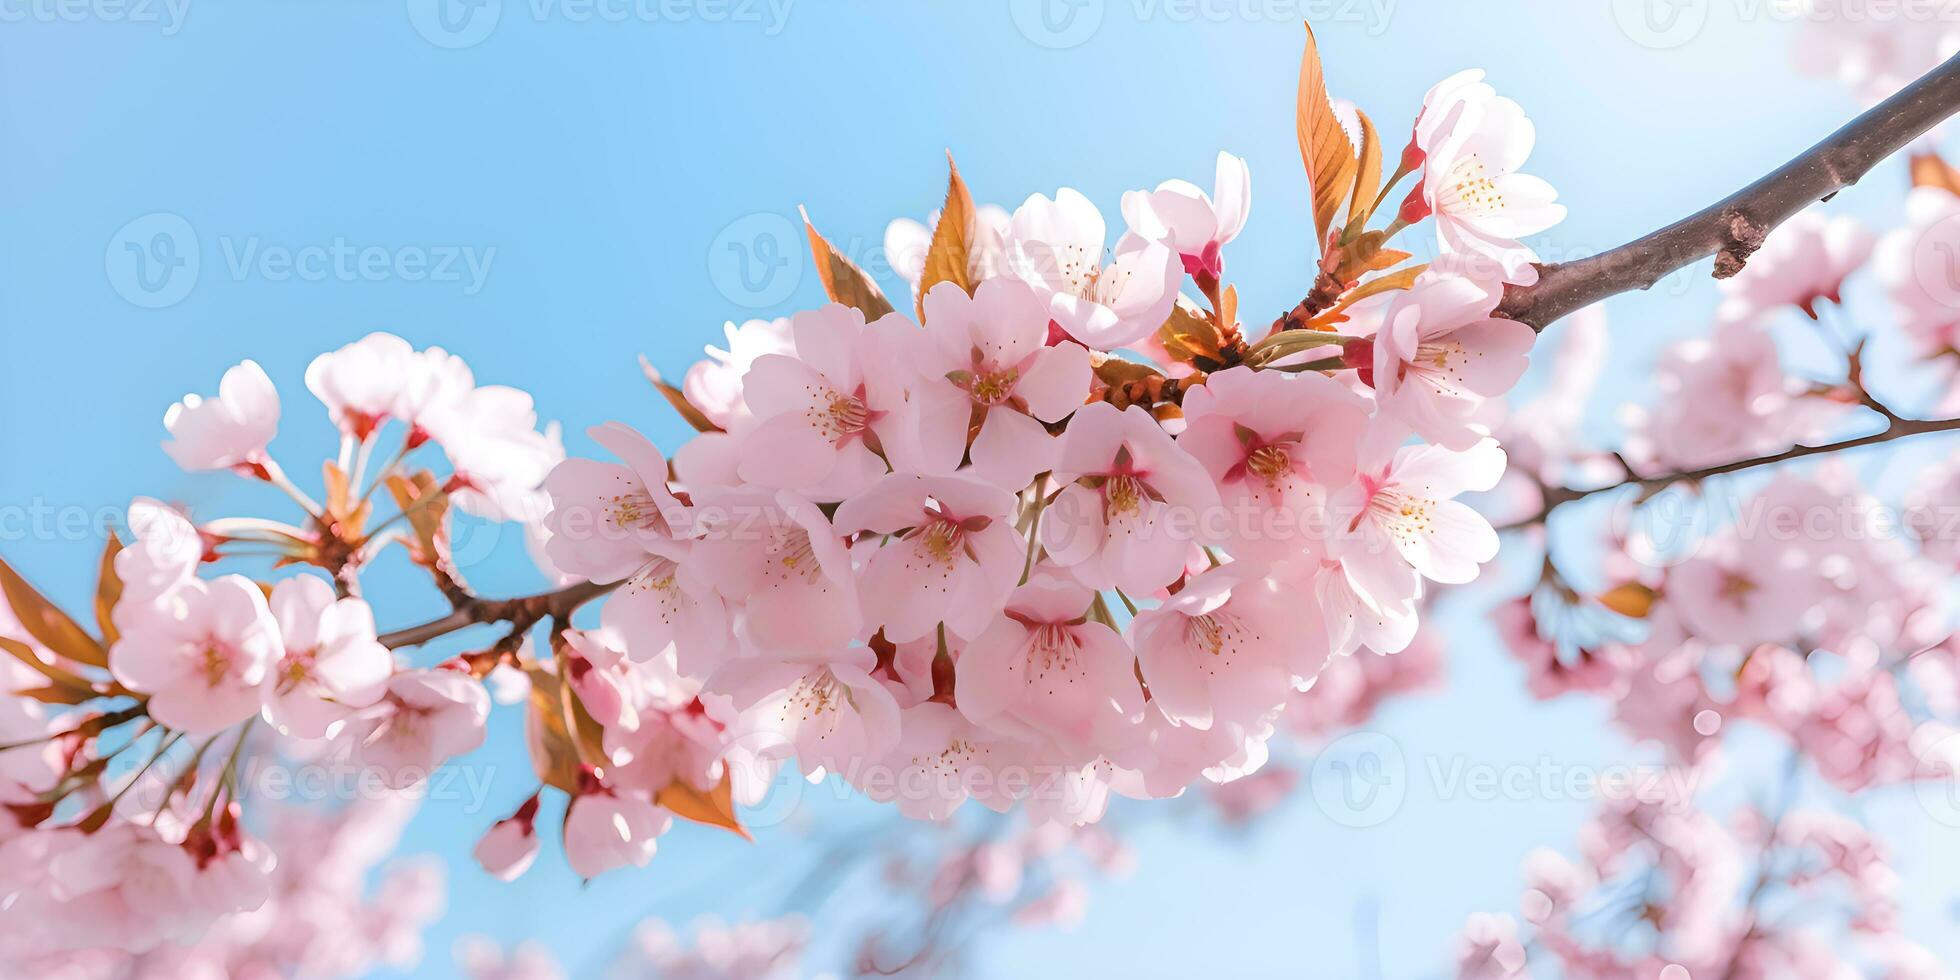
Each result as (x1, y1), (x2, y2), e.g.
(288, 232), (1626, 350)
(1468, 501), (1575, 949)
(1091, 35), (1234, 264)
(3, 2), (1958, 976)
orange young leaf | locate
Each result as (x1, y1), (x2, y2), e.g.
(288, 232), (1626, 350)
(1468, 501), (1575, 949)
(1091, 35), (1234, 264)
(383, 471), (450, 569)
(0, 635), (100, 701)
(801, 206), (897, 322)
(1296, 22), (1359, 249)
(1154, 302), (1225, 365)
(1346, 109), (1384, 229)
(638, 356), (724, 434)
(657, 772), (752, 840)
(0, 554), (106, 668)
(917, 152), (979, 321)
(1308, 264), (1429, 328)
(1597, 583), (1658, 620)
(524, 666), (584, 793)
(1910, 152), (1960, 196)
(95, 533), (124, 647)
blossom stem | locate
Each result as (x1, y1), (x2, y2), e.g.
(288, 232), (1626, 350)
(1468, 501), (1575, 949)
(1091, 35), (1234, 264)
(260, 458), (326, 519)
(1498, 412), (1960, 530)
(377, 579), (618, 650)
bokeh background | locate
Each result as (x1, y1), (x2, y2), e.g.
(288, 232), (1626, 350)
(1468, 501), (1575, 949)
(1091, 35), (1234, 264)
(3, 1), (1957, 976)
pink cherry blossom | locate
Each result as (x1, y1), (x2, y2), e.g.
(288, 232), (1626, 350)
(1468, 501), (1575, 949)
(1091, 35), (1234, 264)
(456, 936), (564, 980)
(708, 646), (901, 779)
(1042, 402), (1222, 596)
(1876, 186), (1960, 359)
(305, 332), (421, 440)
(855, 701), (1034, 821)
(1371, 270), (1536, 451)
(1177, 366), (1370, 561)
(1328, 432), (1506, 610)
(680, 317), (792, 429)
(1718, 210), (1875, 322)
(1790, 0), (1960, 105)
(690, 487), (861, 658)
(1667, 531), (1817, 648)
(109, 574), (280, 733)
(832, 473), (1024, 643)
(472, 797), (541, 882)
(1410, 70), (1566, 285)
(908, 278), (1093, 490)
(162, 359), (280, 474)
(1622, 319), (1848, 470)
(544, 421), (694, 582)
(352, 668), (490, 788)
(1119, 151), (1251, 281)
(1309, 559), (1420, 659)
(1130, 564), (1319, 731)
(115, 497), (203, 602)
(954, 573), (1143, 761)
(1007, 188), (1182, 349)
(562, 788), (671, 880)
(736, 303), (929, 498)
(544, 423), (731, 674)
(262, 574), (393, 738)
(423, 385), (563, 521)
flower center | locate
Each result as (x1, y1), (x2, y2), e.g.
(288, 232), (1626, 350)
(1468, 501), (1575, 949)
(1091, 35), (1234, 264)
(1185, 611), (1253, 668)
(1718, 570), (1758, 606)
(1246, 445), (1293, 486)
(608, 489), (672, 536)
(1366, 488), (1437, 545)
(967, 367), (1019, 407)
(808, 390), (871, 442)
(765, 528), (822, 584)
(628, 556), (682, 596)
(917, 515), (966, 567)
(1104, 474), (1147, 521)
(1439, 152), (1505, 217)
(202, 646), (232, 687)
(781, 668), (854, 722)
(1028, 622), (1082, 686)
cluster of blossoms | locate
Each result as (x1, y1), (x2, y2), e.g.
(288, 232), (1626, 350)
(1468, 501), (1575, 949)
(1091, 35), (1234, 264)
(1456, 139), (1960, 973)
(1457, 787), (1937, 979)
(0, 333), (563, 959)
(0, 28), (1569, 963)
(519, 56), (1568, 870)
(455, 915), (810, 980)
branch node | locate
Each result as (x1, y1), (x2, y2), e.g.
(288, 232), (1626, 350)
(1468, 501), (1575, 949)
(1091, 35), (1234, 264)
(1712, 207), (1769, 280)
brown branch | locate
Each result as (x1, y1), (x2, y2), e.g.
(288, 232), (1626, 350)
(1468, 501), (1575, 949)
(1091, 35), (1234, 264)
(1500, 413), (1960, 530)
(377, 579), (617, 650)
(1498, 51), (1960, 331)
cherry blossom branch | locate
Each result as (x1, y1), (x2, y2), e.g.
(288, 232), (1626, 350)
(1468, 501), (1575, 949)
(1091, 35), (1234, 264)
(1500, 413), (1960, 530)
(1497, 52), (1960, 332)
(376, 579), (617, 650)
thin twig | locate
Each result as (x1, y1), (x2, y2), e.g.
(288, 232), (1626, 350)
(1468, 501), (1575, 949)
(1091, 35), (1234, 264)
(377, 579), (618, 649)
(1498, 52), (1960, 332)
(1499, 413), (1960, 530)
